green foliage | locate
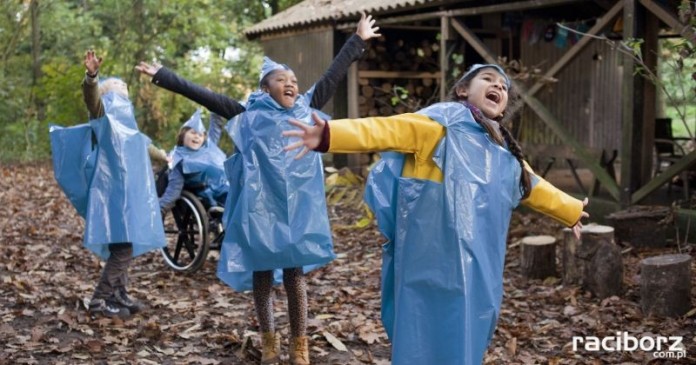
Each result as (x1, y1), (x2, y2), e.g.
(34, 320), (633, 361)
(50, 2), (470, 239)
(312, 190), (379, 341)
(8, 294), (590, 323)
(1, 0), (302, 162)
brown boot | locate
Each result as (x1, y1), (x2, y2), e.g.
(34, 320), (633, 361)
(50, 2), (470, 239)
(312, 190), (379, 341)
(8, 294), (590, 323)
(289, 336), (310, 365)
(260, 332), (280, 364)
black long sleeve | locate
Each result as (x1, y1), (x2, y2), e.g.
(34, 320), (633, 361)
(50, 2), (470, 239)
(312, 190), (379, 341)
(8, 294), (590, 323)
(151, 68), (246, 120)
(310, 34), (366, 109)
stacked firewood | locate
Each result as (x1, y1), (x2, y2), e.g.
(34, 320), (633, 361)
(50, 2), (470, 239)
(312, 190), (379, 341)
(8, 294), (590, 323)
(357, 36), (442, 116)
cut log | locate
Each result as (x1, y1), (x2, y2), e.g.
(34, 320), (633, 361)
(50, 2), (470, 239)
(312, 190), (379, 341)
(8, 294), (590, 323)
(572, 225), (622, 298)
(605, 205), (674, 247)
(361, 85), (374, 98)
(520, 235), (557, 279)
(640, 254), (692, 317)
(562, 224), (613, 285)
(585, 239), (623, 299)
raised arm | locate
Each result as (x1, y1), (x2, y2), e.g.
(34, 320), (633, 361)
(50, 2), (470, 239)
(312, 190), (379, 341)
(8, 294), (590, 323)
(82, 50), (104, 119)
(208, 113), (225, 146)
(310, 12), (380, 109)
(135, 62), (245, 120)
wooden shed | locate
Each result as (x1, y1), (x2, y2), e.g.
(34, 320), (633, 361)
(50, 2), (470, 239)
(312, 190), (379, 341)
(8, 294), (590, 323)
(245, 0), (696, 221)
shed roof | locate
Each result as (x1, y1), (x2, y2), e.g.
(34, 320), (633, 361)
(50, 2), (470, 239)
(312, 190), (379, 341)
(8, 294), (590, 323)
(244, 0), (459, 37)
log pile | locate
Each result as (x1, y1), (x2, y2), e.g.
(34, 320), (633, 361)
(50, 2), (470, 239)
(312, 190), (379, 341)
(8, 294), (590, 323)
(357, 36), (442, 116)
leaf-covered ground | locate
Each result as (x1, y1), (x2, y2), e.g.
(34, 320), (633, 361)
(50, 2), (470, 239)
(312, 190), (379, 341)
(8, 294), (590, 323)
(1, 163), (695, 364)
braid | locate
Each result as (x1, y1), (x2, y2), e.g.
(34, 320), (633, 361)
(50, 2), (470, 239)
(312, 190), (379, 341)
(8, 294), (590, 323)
(499, 125), (531, 199)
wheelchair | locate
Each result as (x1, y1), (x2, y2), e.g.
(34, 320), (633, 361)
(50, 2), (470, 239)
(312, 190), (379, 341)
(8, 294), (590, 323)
(155, 167), (225, 273)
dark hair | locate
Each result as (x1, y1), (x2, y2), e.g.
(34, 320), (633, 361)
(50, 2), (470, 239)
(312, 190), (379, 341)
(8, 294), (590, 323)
(447, 67), (531, 199)
(176, 126), (193, 146)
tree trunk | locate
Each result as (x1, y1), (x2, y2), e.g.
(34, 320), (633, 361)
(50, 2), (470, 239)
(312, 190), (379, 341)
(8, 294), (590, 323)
(520, 235), (556, 279)
(640, 254), (692, 317)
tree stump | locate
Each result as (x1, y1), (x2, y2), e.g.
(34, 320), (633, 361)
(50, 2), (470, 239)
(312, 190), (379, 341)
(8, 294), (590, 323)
(520, 235), (557, 279)
(605, 205), (674, 247)
(585, 239), (623, 299)
(640, 254), (692, 317)
(562, 224), (611, 285)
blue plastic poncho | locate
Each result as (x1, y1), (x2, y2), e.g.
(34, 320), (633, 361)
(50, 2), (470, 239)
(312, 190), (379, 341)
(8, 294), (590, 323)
(170, 110), (228, 207)
(49, 92), (166, 259)
(217, 83), (335, 292)
(364, 102), (523, 365)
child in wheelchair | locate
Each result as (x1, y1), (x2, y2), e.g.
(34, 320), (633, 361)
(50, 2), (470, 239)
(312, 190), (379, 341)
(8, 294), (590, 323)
(158, 110), (228, 218)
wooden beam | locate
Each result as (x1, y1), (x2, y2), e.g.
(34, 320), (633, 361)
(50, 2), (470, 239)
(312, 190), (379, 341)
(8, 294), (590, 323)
(347, 63), (359, 118)
(526, 1), (623, 98)
(364, 0), (585, 26)
(358, 70), (441, 79)
(440, 15), (451, 101)
(631, 150), (696, 203)
(447, 0), (586, 17)
(450, 19), (621, 200)
(620, 0), (637, 206)
(639, 0), (696, 45)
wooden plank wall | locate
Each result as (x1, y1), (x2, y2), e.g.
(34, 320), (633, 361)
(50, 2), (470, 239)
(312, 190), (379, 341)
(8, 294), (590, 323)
(519, 37), (622, 153)
(261, 28), (335, 115)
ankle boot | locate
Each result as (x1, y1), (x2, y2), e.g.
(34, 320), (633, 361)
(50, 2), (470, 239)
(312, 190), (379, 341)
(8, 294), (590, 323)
(289, 336), (310, 365)
(260, 332), (280, 364)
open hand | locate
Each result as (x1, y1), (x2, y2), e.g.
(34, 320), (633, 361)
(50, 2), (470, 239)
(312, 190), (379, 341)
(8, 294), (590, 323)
(571, 197), (590, 239)
(84, 50), (103, 75)
(282, 112), (327, 159)
(356, 12), (381, 41)
(135, 61), (162, 77)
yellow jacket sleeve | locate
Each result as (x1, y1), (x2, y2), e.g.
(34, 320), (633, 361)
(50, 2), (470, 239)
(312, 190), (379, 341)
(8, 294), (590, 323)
(521, 166), (584, 227)
(327, 113), (446, 181)
(328, 113), (445, 156)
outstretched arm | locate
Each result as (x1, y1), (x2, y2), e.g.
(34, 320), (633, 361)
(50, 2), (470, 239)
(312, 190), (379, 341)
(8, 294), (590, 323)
(521, 167), (589, 238)
(284, 112), (444, 159)
(135, 62), (246, 120)
(82, 50), (104, 119)
(310, 12), (380, 109)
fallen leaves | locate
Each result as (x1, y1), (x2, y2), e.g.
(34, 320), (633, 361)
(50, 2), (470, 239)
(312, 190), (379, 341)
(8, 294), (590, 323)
(1, 163), (695, 364)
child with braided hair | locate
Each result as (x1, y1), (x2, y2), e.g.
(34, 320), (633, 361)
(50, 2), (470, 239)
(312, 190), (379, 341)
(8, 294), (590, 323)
(284, 63), (589, 365)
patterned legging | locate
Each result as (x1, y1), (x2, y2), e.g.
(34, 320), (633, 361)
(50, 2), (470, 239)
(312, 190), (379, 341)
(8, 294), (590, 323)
(253, 268), (307, 337)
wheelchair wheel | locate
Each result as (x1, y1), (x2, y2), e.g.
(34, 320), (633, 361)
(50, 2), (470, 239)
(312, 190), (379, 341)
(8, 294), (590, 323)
(161, 190), (210, 272)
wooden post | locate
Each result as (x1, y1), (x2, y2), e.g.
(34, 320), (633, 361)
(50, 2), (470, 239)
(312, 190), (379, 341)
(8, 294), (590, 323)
(640, 254), (692, 317)
(520, 235), (557, 279)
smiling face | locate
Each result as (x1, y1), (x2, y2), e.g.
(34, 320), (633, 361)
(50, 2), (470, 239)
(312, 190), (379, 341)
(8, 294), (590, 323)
(456, 68), (509, 120)
(182, 129), (205, 150)
(261, 69), (299, 109)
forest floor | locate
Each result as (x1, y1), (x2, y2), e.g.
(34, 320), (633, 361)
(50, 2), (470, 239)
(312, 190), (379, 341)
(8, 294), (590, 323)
(1, 162), (695, 364)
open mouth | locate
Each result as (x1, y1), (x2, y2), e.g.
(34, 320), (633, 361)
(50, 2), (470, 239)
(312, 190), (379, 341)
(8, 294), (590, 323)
(486, 91), (500, 104)
(283, 90), (295, 98)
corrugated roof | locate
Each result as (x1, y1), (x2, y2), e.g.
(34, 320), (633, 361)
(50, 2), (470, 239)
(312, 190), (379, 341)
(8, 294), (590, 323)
(244, 0), (449, 37)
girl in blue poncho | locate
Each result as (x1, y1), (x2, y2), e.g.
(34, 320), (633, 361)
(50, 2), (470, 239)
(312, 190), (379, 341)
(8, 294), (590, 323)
(285, 64), (589, 365)
(135, 14), (380, 365)
(159, 110), (228, 216)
